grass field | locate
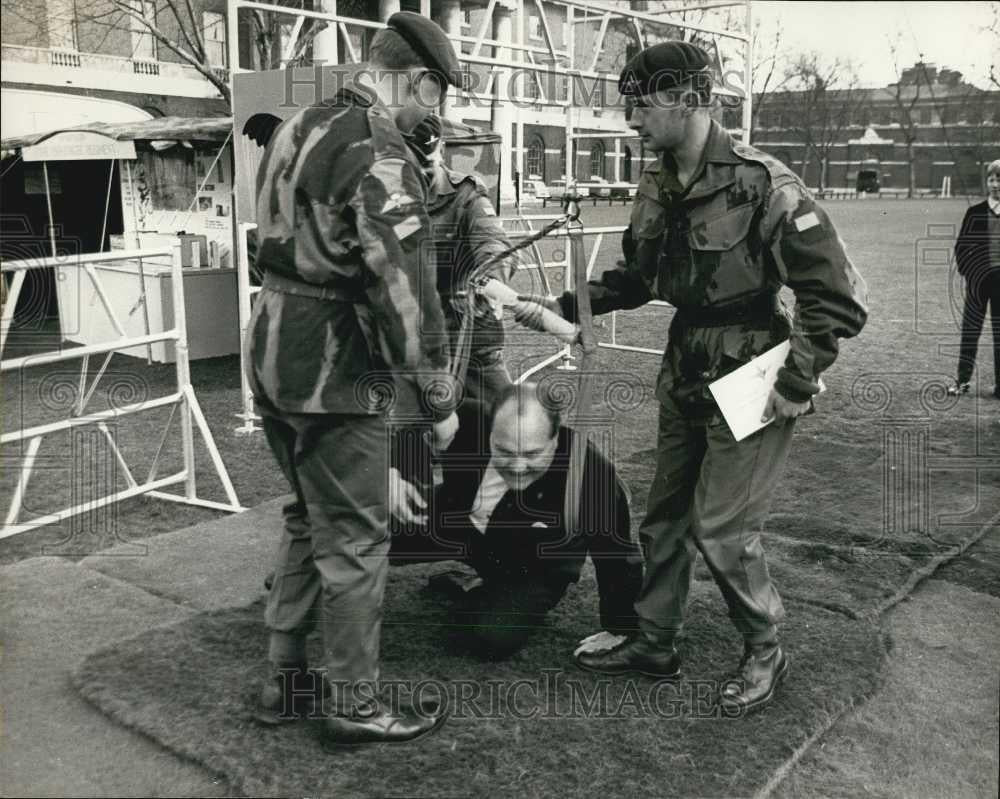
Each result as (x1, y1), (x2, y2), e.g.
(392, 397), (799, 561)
(5, 198), (1000, 796)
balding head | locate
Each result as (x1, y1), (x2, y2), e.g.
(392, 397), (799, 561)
(489, 383), (561, 490)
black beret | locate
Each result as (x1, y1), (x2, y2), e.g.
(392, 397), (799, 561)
(618, 41), (712, 97)
(386, 11), (463, 88)
(408, 113), (443, 165)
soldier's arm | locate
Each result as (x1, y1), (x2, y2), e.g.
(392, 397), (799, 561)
(763, 179), (869, 401)
(556, 225), (654, 322)
(953, 205), (977, 278)
(457, 185), (515, 283)
(349, 156), (455, 420)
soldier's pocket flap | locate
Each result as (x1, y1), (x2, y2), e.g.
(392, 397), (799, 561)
(688, 203), (757, 252)
(631, 198), (667, 240)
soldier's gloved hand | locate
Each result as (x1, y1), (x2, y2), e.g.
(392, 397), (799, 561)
(573, 630), (627, 657)
(388, 467), (427, 526)
(432, 411), (459, 452)
(512, 294), (563, 332)
(761, 389), (813, 426)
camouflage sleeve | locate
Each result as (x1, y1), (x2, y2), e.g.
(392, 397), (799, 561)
(557, 226), (654, 323)
(762, 179), (869, 402)
(349, 157), (455, 420)
(457, 185), (515, 282)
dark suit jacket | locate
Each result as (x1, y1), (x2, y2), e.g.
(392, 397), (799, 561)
(392, 401), (642, 634)
(955, 200), (999, 279)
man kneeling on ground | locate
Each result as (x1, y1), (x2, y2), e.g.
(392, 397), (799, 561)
(388, 382), (643, 660)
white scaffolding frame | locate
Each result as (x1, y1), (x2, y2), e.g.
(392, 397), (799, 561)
(1, 246), (245, 539)
(227, 0), (752, 424)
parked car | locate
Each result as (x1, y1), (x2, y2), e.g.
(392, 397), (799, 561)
(548, 179), (570, 198)
(522, 179), (550, 199)
(587, 176), (612, 197)
(608, 182), (635, 199)
(856, 168), (880, 193)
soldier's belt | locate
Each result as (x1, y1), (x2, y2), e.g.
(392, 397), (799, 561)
(262, 271), (364, 302)
(673, 293), (779, 329)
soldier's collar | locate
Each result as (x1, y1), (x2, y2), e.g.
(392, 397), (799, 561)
(704, 119), (741, 165)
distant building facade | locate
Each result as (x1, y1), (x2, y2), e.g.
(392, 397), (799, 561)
(750, 64), (1000, 195)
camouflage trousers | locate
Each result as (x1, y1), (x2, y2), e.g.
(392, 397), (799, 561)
(260, 409), (390, 701)
(635, 393), (791, 646)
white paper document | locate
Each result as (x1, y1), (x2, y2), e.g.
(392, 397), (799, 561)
(708, 341), (805, 442)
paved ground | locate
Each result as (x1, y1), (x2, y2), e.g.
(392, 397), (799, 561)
(1, 501), (997, 798)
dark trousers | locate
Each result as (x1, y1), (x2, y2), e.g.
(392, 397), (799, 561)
(463, 349), (514, 406)
(389, 523), (566, 659)
(261, 412), (390, 698)
(635, 396), (790, 646)
(957, 271), (1000, 390)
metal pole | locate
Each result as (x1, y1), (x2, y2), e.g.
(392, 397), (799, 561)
(235, 221), (260, 434)
(123, 160), (154, 363)
(169, 243), (197, 499)
(742, 0), (753, 144)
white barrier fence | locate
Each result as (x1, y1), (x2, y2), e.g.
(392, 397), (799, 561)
(1, 246), (245, 539)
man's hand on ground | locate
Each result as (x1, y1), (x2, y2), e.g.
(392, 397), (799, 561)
(761, 389), (812, 426)
(573, 630), (627, 657)
(432, 411), (459, 451)
(388, 467), (428, 526)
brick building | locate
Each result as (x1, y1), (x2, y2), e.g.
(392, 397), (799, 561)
(750, 63), (1000, 196)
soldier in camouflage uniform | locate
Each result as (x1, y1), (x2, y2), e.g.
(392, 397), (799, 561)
(245, 13), (462, 747)
(407, 113), (515, 404)
(518, 42), (868, 714)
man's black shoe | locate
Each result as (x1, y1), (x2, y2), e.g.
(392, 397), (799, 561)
(319, 699), (446, 748)
(575, 633), (681, 678)
(718, 643), (788, 716)
(253, 664), (327, 726)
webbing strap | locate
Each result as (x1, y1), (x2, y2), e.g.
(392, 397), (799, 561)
(562, 217), (597, 537)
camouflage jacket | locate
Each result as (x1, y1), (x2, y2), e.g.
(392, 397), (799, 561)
(560, 119), (868, 407)
(246, 86), (453, 420)
(425, 164), (513, 355)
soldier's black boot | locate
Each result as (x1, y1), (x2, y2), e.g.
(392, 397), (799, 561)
(718, 642), (788, 716)
(253, 664), (326, 726)
(575, 633), (681, 678)
(319, 698), (447, 749)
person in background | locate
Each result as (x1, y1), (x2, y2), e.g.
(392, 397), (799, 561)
(406, 113), (516, 404)
(949, 158), (1000, 399)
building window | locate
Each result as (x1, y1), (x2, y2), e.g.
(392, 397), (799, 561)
(526, 135), (545, 179)
(590, 141), (605, 179)
(461, 9), (471, 30)
(623, 148), (633, 182)
(525, 71), (539, 102)
(131, 1), (157, 60)
(877, 108), (891, 126)
(919, 107), (932, 124)
(203, 12), (227, 67)
(529, 15), (543, 40)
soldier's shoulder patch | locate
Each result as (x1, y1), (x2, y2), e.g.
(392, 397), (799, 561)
(793, 211), (820, 232)
(393, 215), (423, 241)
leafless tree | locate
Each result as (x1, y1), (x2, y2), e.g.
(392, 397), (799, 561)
(781, 53), (863, 191)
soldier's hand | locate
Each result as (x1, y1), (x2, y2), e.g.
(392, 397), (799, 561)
(432, 411), (459, 452)
(761, 389), (813, 426)
(512, 294), (563, 332)
(388, 467), (428, 526)
(573, 630), (627, 657)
